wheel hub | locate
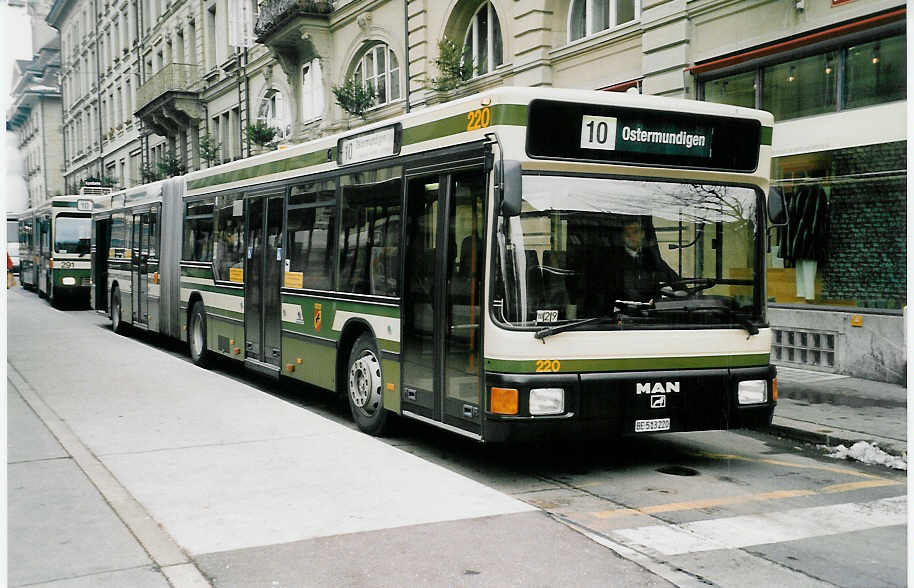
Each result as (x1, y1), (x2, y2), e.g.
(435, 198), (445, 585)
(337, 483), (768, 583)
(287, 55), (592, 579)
(349, 352), (381, 413)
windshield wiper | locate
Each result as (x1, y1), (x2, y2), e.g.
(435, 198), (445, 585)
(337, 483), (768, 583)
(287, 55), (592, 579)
(534, 314), (618, 340)
(651, 298), (759, 337)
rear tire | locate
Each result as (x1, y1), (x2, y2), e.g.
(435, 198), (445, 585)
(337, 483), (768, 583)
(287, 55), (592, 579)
(346, 334), (390, 436)
(110, 287), (124, 334)
(189, 301), (211, 367)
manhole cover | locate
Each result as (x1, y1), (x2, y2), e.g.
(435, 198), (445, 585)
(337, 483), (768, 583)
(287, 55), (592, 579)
(657, 465), (699, 476)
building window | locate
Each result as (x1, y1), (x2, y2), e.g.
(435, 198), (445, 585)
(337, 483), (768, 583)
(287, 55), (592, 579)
(569, 0), (640, 42)
(702, 33), (905, 122)
(256, 89), (291, 141)
(463, 1), (503, 77)
(353, 43), (400, 106)
(301, 59), (325, 122)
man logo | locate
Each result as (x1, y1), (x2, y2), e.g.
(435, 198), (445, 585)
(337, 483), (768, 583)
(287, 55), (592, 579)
(636, 382), (680, 395)
(651, 395), (666, 409)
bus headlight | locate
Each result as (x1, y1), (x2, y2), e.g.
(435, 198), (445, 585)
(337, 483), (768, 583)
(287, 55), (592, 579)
(530, 388), (564, 415)
(737, 380), (767, 405)
(62, 277), (76, 286)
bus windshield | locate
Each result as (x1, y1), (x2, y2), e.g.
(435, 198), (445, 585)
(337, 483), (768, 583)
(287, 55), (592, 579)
(493, 175), (762, 330)
(55, 215), (91, 255)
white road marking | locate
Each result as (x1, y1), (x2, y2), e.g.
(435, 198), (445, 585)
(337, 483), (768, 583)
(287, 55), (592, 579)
(612, 495), (906, 556)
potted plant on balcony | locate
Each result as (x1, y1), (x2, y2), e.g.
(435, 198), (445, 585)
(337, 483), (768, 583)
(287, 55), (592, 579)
(156, 157), (186, 179)
(331, 76), (375, 121)
(246, 121), (279, 154)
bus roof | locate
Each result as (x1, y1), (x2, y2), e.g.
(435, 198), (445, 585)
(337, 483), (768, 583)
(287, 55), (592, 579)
(183, 87), (774, 197)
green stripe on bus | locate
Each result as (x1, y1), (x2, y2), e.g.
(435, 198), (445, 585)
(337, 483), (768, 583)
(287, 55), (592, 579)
(181, 266), (214, 278)
(761, 126), (773, 146)
(185, 104), (529, 192)
(484, 353), (770, 374)
(51, 201), (79, 207)
(401, 104), (528, 146)
(187, 147), (337, 191)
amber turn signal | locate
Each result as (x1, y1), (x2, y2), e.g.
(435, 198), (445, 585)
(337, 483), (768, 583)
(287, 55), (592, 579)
(490, 387), (519, 415)
(772, 378), (778, 402)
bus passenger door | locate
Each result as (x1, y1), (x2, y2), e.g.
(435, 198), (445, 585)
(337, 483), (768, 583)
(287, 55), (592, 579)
(38, 215), (50, 296)
(131, 212), (151, 326)
(401, 167), (486, 435)
(92, 218), (111, 312)
(244, 191), (284, 373)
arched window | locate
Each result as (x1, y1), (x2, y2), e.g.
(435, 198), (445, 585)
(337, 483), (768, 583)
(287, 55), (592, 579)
(463, 2), (503, 77)
(301, 58), (325, 122)
(569, 0), (639, 42)
(256, 89), (291, 141)
(353, 43), (401, 107)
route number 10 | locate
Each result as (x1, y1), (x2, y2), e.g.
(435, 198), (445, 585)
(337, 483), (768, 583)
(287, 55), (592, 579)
(580, 115), (618, 151)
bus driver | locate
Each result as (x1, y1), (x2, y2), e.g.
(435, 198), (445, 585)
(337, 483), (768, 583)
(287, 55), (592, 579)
(612, 217), (679, 302)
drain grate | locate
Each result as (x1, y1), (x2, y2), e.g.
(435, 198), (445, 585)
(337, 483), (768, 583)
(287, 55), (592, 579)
(657, 465), (699, 476)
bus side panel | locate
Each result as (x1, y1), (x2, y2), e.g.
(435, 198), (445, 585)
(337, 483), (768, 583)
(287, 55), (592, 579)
(159, 177), (185, 339)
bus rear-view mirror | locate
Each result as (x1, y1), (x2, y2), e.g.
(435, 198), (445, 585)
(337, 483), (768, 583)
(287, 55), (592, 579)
(497, 159), (522, 217)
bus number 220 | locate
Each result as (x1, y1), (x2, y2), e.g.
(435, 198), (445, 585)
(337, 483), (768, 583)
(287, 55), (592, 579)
(466, 107), (491, 131)
(536, 360), (561, 373)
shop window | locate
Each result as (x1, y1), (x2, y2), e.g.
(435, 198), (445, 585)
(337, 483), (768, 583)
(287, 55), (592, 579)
(845, 35), (906, 109)
(702, 33), (904, 121)
(338, 167), (402, 296)
(286, 180), (337, 290)
(768, 142), (906, 309)
(762, 51), (837, 120)
(703, 70), (756, 109)
(569, 0), (640, 42)
(462, 2), (503, 77)
(353, 43), (401, 107)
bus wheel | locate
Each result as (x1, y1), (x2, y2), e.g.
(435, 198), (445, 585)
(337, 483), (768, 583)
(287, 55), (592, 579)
(189, 301), (211, 367)
(346, 334), (389, 435)
(110, 287), (124, 334)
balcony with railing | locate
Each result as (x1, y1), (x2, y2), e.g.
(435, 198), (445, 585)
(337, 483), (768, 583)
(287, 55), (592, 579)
(254, 0), (333, 41)
(135, 63), (201, 113)
(134, 63), (205, 141)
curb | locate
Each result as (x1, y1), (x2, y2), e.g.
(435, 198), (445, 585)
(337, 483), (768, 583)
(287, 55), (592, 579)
(776, 386), (906, 409)
(762, 416), (907, 458)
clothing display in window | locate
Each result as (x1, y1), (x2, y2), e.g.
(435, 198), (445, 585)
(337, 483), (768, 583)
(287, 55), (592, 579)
(779, 184), (829, 300)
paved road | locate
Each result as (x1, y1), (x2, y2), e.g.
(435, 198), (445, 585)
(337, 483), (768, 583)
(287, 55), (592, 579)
(6, 287), (908, 587)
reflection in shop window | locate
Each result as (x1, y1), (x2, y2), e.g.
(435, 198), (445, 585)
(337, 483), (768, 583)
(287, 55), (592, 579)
(702, 70), (756, 109)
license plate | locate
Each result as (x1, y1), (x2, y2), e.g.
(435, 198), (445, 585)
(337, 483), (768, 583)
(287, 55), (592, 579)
(634, 418), (671, 433)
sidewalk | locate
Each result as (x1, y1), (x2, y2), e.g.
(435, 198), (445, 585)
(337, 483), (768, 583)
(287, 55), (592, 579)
(768, 365), (908, 459)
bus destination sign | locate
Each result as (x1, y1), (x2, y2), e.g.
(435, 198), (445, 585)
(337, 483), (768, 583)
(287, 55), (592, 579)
(338, 124), (401, 166)
(527, 100), (761, 172)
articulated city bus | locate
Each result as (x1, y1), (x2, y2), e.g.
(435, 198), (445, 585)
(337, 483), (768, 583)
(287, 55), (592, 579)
(91, 87), (783, 442)
(18, 195), (94, 304)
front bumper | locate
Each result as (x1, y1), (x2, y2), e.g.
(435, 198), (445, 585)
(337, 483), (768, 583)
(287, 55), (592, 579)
(482, 365), (776, 443)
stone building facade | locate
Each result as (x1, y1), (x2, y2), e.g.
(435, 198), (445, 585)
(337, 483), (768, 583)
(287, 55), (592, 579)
(43, 0), (906, 381)
(7, 0), (66, 209)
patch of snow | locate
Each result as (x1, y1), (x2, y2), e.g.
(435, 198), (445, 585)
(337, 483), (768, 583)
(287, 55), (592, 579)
(824, 441), (907, 471)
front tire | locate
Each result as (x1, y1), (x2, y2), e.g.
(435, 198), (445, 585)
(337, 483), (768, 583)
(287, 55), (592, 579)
(189, 301), (211, 367)
(346, 334), (389, 435)
(110, 287), (124, 334)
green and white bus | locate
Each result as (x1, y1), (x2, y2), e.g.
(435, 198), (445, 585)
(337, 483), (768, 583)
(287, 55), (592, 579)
(91, 87), (783, 442)
(18, 195), (95, 304)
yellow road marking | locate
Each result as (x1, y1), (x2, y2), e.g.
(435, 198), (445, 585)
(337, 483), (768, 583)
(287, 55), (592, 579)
(591, 489), (816, 519)
(821, 479), (903, 493)
(583, 451), (903, 521)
